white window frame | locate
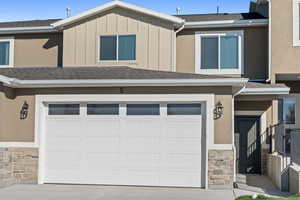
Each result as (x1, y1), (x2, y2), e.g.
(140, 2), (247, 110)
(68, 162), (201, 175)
(0, 37), (14, 68)
(98, 34), (136, 62)
(293, 0), (300, 46)
(195, 31), (244, 75)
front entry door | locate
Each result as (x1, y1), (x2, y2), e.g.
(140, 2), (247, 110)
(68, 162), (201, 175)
(235, 117), (261, 174)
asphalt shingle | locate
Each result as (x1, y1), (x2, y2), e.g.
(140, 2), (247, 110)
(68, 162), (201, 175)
(0, 66), (231, 80)
(176, 12), (267, 22)
(0, 19), (61, 28)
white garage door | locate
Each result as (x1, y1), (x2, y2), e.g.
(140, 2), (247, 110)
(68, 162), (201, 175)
(44, 102), (203, 187)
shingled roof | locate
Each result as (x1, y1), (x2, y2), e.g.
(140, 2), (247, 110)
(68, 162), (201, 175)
(0, 19), (61, 28)
(0, 66), (230, 80)
(176, 12), (267, 22)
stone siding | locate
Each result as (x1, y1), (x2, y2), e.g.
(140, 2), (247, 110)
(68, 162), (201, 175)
(0, 148), (38, 187)
(208, 150), (234, 189)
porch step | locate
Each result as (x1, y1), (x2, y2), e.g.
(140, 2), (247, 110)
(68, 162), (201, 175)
(235, 174), (247, 184)
(234, 175), (290, 197)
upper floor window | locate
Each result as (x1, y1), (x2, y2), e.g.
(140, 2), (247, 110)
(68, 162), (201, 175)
(0, 38), (14, 67)
(195, 31), (243, 75)
(293, 0), (300, 46)
(99, 35), (136, 61)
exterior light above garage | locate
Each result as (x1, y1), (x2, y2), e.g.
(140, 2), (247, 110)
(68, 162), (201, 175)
(20, 101), (29, 120)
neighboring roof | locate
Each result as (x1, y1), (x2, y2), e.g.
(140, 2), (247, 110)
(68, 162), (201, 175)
(241, 82), (290, 95)
(180, 12), (268, 28)
(0, 67), (248, 88)
(0, 19), (61, 28)
(52, 0), (184, 28)
(176, 12), (267, 22)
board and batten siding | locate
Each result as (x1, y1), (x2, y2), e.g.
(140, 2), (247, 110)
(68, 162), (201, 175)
(63, 8), (175, 71)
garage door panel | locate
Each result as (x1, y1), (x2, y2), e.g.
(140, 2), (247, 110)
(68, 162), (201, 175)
(46, 120), (83, 138)
(84, 171), (122, 185)
(166, 120), (201, 138)
(125, 153), (160, 166)
(160, 172), (201, 187)
(123, 171), (159, 186)
(122, 138), (161, 153)
(84, 138), (120, 153)
(46, 138), (81, 151)
(46, 151), (81, 170)
(123, 119), (162, 138)
(85, 153), (120, 170)
(44, 102), (204, 188)
(164, 154), (202, 170)
(85, 119), (120, 137)
(45, 170), (82, 183)
(165, 139), (202, 154)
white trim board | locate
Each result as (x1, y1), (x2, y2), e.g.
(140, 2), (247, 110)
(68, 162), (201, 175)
(0, 26), (58, 35)
(185, 19), (268, 29)
(240, 87), (290, 95)
(0, 75), (249, 88)
(52, 0), (184, 28)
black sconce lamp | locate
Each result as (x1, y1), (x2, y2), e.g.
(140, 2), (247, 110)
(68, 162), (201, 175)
(214, 102), (224, 120)
(20, 101), (29, 120)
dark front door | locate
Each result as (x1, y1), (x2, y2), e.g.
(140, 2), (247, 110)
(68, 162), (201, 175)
(235, 116), (261, 174)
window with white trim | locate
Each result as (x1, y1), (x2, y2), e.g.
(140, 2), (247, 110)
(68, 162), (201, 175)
(195, 31), (243, 75)
(278, 98), (296, 125)
(0, 38), (14, 67)
(293, 0), (300, 46)
(99, 35), (136, 61)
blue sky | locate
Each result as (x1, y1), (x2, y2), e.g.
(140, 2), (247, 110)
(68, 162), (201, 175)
(0, 0), (252, 22)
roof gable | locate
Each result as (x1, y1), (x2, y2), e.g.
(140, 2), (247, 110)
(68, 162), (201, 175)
(52, 0), (184, 28)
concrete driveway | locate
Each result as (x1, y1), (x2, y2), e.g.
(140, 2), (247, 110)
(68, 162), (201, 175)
(0, 184), (239, 200)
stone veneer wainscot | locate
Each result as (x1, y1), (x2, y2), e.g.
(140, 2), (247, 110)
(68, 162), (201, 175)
(0, 148), (38, 188)
(208, 150), (234, 189)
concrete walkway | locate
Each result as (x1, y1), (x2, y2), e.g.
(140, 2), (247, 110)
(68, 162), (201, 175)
(0, 184), (287, 200)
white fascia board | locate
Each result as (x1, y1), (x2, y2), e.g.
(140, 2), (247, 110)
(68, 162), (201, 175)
(0, 76), (248, 88)
(0, 26), (58, 34)
(52, 0), (184, 28)
(185, 19), (268, 28)
(241, 87), (290, 95)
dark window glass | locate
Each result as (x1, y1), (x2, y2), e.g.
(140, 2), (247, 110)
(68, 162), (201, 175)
(48, 104), (80, 115)
(167, 104), (202, 115)
(220, 36), (239, 69)
(0, 42), (10, 65)
(201, 37), (218, 69)
(87, 104), (119, 115)
(283, 99), (296, 124)
(118, 35), (136, 60)
(127, 104), (160, 115)
(100, 36), (117, 60)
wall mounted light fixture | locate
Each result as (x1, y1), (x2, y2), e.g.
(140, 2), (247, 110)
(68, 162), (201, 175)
(214, 102), (224, 120)
(20, 101), (29, 120)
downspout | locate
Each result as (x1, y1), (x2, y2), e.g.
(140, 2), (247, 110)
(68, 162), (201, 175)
(266, 0), (272, 82)
(173, 21), (185, 72)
